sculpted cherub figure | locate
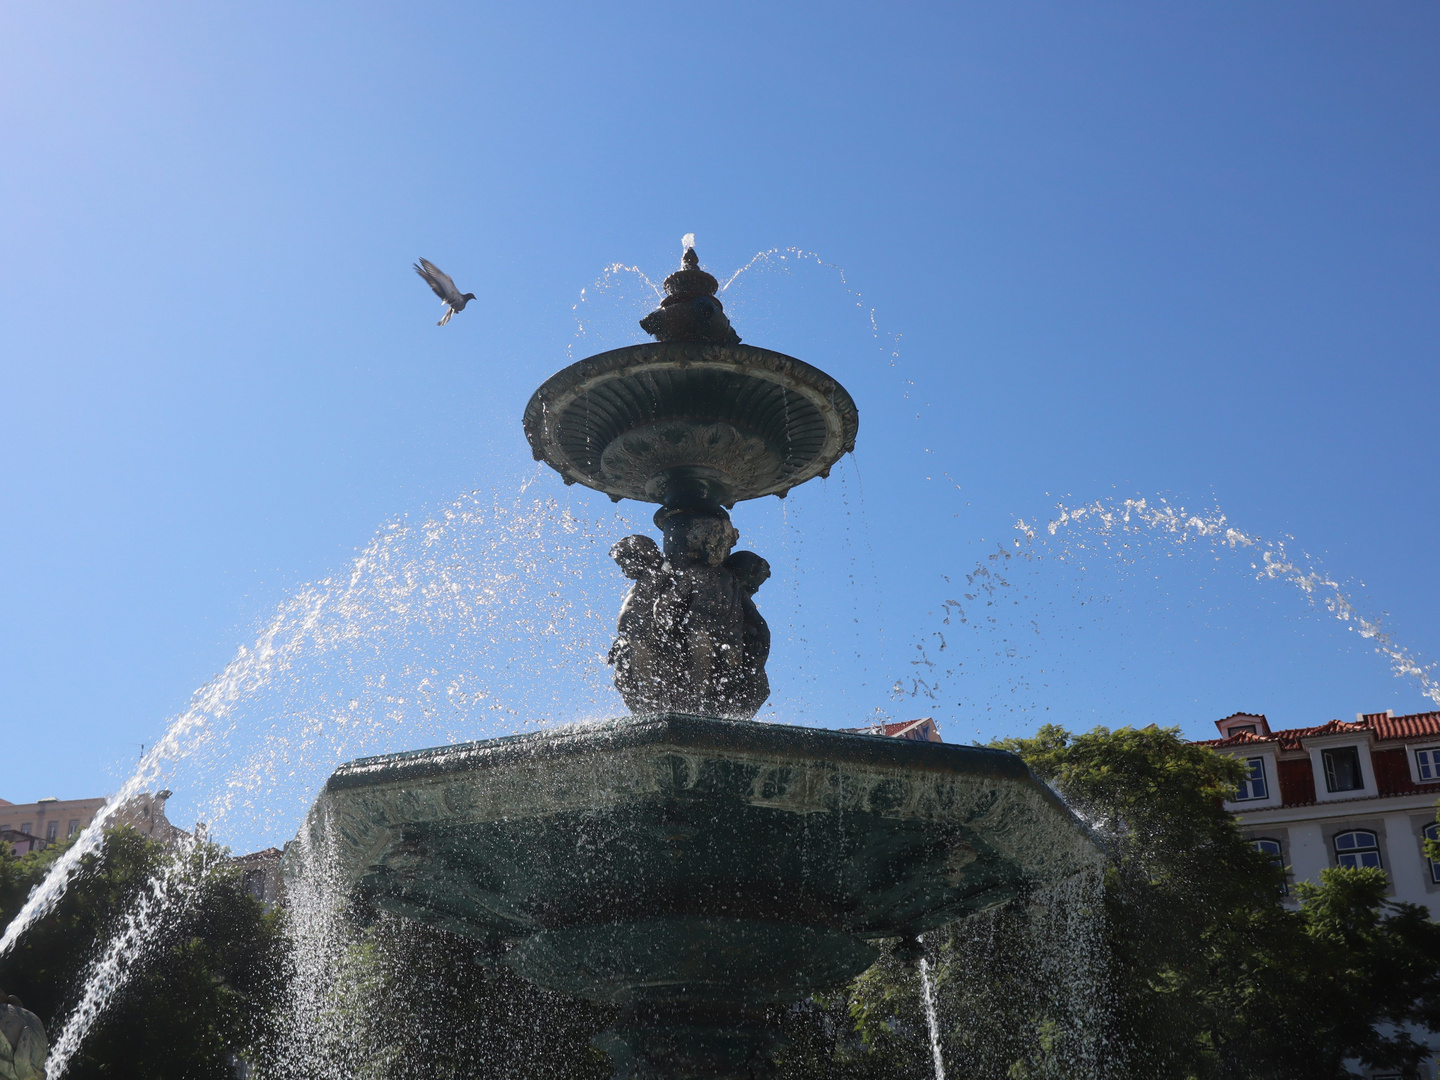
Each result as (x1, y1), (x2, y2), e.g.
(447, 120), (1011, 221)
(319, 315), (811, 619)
(608, 534), (669, 712)
(655, 511), (744, 701)
(720, 549), (772, 717)
(606, 510), (772, 718)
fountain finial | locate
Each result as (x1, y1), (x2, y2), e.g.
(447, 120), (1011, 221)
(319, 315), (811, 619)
(639, 241), (741, 345)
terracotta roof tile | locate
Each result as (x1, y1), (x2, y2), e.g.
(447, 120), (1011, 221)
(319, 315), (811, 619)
(1195, 731), (1277, 749)
(1202, 709), (1440, 754)
(842, 718), (942, 741)
(1370, 711), (1440, 741)
(1198, 707), (1440, 810)
(1297, 719), (1368, 738)
(1237, 719), (1367, 752)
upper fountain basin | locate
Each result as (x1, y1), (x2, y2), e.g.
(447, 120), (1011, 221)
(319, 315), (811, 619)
(522, 342), (859, 508)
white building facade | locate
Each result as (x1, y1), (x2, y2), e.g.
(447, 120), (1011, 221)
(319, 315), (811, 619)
(1200, 709), (1440, 1078)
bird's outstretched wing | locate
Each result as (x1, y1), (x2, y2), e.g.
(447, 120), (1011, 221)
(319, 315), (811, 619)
(414, 258), (462, 304)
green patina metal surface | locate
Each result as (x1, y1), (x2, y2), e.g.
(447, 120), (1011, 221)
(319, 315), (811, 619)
(298, 714), (1100, 1011)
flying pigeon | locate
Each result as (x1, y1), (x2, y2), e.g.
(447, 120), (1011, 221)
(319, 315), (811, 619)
(413, 258), (475, 326)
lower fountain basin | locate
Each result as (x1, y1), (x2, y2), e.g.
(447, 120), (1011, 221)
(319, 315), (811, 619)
(300, 714), (1100, 1003)
(295, 714), (1101, 1077)
(508, 917), (875, 1004)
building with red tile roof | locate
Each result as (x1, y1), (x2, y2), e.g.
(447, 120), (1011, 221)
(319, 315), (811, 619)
(841, 717), (943, 744)
(1195, 708), (1440, 920)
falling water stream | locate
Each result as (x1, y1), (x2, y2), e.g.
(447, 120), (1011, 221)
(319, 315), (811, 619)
(1022, 497), (1440, 708)
(918, 953), (948, 1080)
(6, 488), (638, 1075)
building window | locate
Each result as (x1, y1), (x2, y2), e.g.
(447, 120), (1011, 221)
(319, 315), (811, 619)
(67, 820), (79, 836)
(1234, 757), (1269, 801)
(20, 823), (31, 836)
(1426, 824), (1440, 884)
(45, 822), (58, 841)
(1322, 746), (1365, 793)
(1229, 724), (1257, 736)
(1253, 838), (1288, 895)
(1334, 830), (1382, 870)
(1416, 748), (1440, 782)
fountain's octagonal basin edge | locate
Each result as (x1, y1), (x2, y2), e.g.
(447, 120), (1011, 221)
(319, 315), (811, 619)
(293, 713), (1101, 1007)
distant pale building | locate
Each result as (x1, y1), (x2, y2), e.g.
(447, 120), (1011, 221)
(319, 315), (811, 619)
(0, 791), (181, 854)
(0, 828), (44, 857)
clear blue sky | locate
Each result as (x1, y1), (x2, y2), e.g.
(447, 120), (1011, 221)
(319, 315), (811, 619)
(2, 3), (1437, 840)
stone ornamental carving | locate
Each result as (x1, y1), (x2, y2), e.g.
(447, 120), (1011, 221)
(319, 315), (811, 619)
(608, 510), (771, 719)
(598, 421), (782, 507)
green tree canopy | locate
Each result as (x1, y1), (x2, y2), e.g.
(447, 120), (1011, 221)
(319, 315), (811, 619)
(0, 827), (283, 1080)
(979, 723), (1440, 1079)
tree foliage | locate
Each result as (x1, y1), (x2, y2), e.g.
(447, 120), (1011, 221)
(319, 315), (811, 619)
(984, 724), (1440, 1079)
(0, 827), (283, 1080)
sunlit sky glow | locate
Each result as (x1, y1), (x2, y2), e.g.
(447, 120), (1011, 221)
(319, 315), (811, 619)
(1, 4), (1437, 844)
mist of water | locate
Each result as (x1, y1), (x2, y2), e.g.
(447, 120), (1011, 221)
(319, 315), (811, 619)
(21, 487), (633, 1073)
(0, 569), (349, 964)
(922, 869), (1113, 1080)
(1018, 496), (1440, 708)
(268, 809), (370, 1080)
(891, 490), (1440, 742)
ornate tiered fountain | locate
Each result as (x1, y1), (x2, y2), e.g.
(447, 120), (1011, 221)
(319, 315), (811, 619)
(299, 245), (1101, 1078)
